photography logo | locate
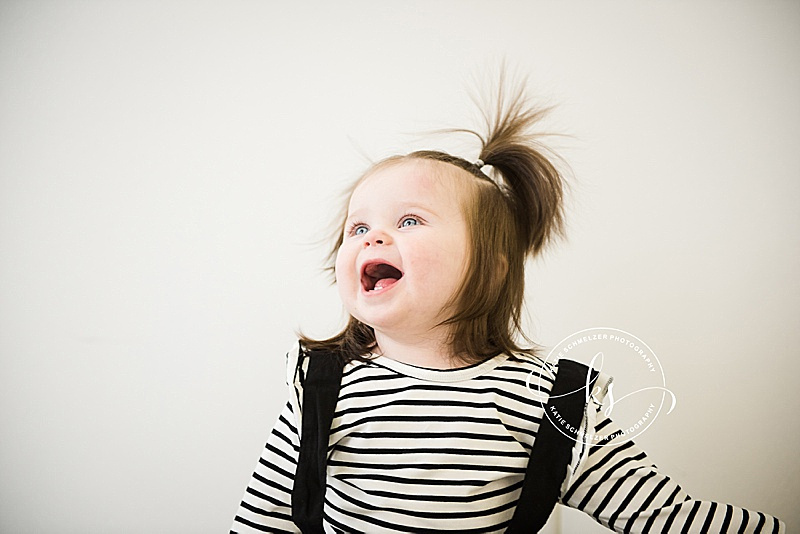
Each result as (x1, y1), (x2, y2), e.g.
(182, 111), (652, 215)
(530, 327), (676, 447)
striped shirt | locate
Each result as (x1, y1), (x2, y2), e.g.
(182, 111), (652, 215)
(231, 346), (784, 533)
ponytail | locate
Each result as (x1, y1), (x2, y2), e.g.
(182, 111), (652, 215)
(476, 87), (567, 258)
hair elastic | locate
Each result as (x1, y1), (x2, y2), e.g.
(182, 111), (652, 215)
(475, 158), (485, 168)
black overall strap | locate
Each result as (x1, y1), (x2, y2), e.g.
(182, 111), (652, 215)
(291, 350), (344, 534)
(506, 359), (598, 533)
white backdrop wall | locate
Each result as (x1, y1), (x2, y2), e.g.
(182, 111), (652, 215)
(0, 1), (797, 532)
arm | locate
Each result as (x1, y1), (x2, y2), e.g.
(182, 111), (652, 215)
(232, 344), (307, 533)
(230, 401), (301, 534)
(561, 412), (785, 533)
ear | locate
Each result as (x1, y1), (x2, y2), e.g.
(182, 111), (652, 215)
(493, 254), (509, 289)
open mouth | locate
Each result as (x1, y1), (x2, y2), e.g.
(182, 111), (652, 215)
(361, 261), (403, 292)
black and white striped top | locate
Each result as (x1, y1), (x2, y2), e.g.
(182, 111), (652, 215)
(231, 346), (784, 533)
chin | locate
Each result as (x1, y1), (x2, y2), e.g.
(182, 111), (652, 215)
(351, 313), (395, 333)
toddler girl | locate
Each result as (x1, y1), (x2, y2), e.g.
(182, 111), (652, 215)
(231, 84), (784, 533)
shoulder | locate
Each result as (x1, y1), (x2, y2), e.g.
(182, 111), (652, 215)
(498, 352), (558, 387)
(285, 341), (304, 388)
(285, 341), (343, 438)
(286, 341), (357, 388)
(512, 354), (614, 404)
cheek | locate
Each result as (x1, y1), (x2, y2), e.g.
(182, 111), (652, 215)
(438, 237), (469, 273)
(334, 245), (358, 293)
(333, 249), (347, 285)
(414, 245), (463, 289)
(431, 235), (471, 295)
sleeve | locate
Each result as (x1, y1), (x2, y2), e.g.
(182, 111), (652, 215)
(559, 393), (786, 532)
(230, 344), (306, 534)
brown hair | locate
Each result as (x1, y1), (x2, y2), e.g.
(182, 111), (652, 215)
(300, 82), (567, 365)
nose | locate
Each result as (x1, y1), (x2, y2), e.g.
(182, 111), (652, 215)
(364, 229), (391, 247)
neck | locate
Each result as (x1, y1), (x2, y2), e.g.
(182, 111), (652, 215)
(372, 330), (460, 369)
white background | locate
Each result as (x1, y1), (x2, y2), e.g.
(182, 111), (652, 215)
(1, 1), (798, 532)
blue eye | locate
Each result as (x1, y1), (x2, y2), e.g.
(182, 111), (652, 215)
(354, 225), (368, 235)
(400, 217), (419, 228)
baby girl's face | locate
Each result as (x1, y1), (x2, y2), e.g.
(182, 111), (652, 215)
(335, 159), (471, 343)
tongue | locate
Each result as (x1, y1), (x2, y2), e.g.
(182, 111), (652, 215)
(373, 278), (398, 291)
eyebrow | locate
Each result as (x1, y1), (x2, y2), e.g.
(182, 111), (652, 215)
(345, 203), (438, 223)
